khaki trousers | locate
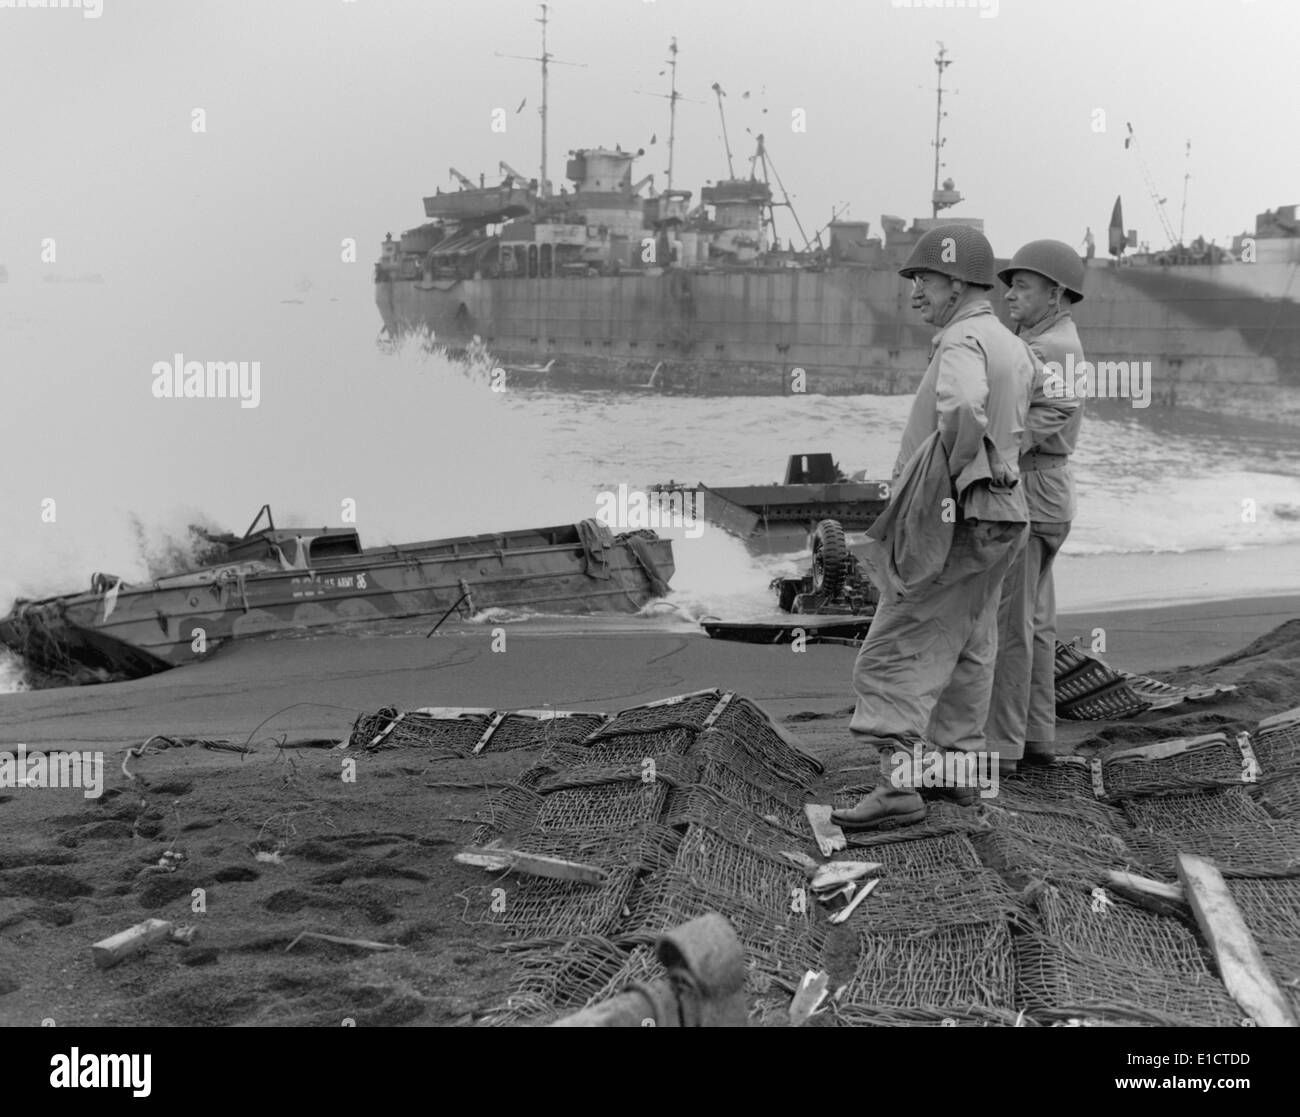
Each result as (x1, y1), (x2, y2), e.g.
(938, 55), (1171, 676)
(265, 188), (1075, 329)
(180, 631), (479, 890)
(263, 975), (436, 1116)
(986, 521), (1071, 760)
(850, 520), (1027, 757)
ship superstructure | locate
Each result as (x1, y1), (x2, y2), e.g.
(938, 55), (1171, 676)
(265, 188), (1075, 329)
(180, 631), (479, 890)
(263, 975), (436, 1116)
(375, 19), (1300, 422)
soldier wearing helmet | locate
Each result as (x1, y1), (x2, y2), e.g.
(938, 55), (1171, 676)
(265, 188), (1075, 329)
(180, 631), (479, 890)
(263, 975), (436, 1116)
(834, 224), (1035, 830)
(986, 239), (1087, 772)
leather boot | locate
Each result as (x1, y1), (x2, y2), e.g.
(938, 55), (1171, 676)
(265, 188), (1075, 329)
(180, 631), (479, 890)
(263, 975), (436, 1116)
(1024, 741), (1056, 764)
(831, 786), (927, 830)
(922, 783), (978, 807)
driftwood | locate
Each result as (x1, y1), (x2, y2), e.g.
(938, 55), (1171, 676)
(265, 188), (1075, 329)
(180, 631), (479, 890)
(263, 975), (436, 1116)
(91, 919), (173, 969)
(284, 931), (406, 954)
(455, 846), (608, 886)
(1176, 853), (1298, 1027)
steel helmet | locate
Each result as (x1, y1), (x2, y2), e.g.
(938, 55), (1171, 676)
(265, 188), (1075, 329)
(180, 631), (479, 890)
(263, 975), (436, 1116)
(898, 224), (996, 288)
(997, 239), (1086, 302)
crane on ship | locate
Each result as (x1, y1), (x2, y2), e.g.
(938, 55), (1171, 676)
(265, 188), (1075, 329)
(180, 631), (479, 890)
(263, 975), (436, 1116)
(1125, 121), (1179, 248)
(712, 82), (737, 179)
(746, 131), (813, 253)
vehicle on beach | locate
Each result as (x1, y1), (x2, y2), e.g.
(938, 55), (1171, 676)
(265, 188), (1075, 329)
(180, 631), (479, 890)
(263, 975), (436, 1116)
(0, 506), (674, 686)
(652, 453), (891, 555)
(701, 515), (879, 646)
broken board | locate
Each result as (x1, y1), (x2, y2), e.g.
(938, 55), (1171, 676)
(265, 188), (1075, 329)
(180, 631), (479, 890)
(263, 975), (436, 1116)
(804, 804), (847, 858)
(702, 615), (874, 645)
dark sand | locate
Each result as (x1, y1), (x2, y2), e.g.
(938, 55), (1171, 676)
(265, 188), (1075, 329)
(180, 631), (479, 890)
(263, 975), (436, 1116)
(1, 594), (1298, 1026)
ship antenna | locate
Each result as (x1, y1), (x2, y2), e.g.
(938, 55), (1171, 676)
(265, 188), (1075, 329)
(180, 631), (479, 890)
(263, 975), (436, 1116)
(1178, 138), (1191, 246)
(540, 4), (549, 198)
(495, 4), (585, 199)
(635, 40), (700, 191)
(666, 38), (679, 192)
(931, 43), (953, 219)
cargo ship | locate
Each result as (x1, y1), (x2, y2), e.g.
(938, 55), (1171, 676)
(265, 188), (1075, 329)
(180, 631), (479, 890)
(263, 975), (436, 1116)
(375, 16), (1300, 423)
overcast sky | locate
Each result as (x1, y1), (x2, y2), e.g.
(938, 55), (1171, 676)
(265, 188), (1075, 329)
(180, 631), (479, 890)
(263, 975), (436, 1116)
(2, 0), (1297, 289)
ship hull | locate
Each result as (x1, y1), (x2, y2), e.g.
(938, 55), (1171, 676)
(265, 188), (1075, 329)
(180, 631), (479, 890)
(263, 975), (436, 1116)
(376, 257), (1300, 421)
(0, 524), (674, 684)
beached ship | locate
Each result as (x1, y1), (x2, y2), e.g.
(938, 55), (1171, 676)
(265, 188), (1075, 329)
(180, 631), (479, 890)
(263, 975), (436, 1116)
(0, 507), (674, 685)
(374, 23), (1300, 422)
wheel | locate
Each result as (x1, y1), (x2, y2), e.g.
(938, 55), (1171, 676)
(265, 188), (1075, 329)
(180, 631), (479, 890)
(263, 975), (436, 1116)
(775, 578), (800, 613)
(810, 519), (848, 597)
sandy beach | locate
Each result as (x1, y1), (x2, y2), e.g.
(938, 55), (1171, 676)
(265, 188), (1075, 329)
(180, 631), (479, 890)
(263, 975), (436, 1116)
(1, 588), (1298, 1027)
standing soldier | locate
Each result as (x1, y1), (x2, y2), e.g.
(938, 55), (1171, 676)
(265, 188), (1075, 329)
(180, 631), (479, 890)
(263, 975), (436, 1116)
(986, 240), (1087, 772)
(833, 225), (1034, 830)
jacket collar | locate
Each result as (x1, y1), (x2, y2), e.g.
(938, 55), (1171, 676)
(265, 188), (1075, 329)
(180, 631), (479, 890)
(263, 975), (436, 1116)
(1016, 307), (1074, 341)
(929, 297), (994, 356)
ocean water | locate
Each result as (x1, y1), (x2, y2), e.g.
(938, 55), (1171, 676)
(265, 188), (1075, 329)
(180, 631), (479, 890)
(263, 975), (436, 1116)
(3, 273), (1300, 689)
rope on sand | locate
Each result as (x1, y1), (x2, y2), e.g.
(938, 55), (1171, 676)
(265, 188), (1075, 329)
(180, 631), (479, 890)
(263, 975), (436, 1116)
(121, 734), (254, 782)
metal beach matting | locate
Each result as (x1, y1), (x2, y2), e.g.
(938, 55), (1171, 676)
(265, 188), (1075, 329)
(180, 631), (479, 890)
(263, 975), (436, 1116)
(344, 694), (1300, 1025)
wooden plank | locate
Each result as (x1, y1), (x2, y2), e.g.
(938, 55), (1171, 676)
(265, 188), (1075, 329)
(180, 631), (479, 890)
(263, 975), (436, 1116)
(1106, 733), (1228, 764)
(471, 711), (508, 755)
(1090, 757), (1106, 799)
(827, 877), (880, 925)
(91, 918), (173, 969)
(1176, 852), (1299, 1027)
(804, 804), (846, 858)
(455, 846), (608, 886)
(810, 861), (882, 892)
(1258, 706), (1300, 733)
(789, 970), (830, 1027)
(1105, 870), (1187, 919)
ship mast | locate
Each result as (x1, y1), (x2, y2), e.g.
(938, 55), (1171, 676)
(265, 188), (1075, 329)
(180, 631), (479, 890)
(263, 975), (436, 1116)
(635, 39), (698, 193)
(496, 4), (584, 199)
(540, 4), (550, 196)
(666, 38), (680, 192)
(931, 43), (952, 219)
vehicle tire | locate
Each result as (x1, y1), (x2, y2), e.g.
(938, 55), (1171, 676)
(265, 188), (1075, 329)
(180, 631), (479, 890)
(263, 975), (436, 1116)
(810, 519), (848, 597)
(776, 579), (800, 613)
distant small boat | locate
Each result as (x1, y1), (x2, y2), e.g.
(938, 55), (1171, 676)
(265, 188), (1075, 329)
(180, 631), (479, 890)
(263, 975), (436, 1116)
(0, 506), (673, 686)
(652, 453), (891, 554)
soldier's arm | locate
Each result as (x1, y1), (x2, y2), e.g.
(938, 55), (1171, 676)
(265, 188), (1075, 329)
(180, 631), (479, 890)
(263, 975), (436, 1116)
(1025, 341), (1081, 448)
(935, 333), (989, 481)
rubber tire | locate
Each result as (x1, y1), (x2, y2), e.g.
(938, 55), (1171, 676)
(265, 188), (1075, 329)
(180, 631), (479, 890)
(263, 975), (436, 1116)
(810, 519), (848, 597)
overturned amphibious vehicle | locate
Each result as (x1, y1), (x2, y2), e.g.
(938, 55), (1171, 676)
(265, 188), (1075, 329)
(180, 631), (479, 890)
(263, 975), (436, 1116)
(0, 506), (674, 686)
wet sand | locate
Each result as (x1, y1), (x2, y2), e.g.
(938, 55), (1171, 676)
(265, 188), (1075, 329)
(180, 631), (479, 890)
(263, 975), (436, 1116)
(0, 592), (1297, 1026)
(2, 593), (1298, 746)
